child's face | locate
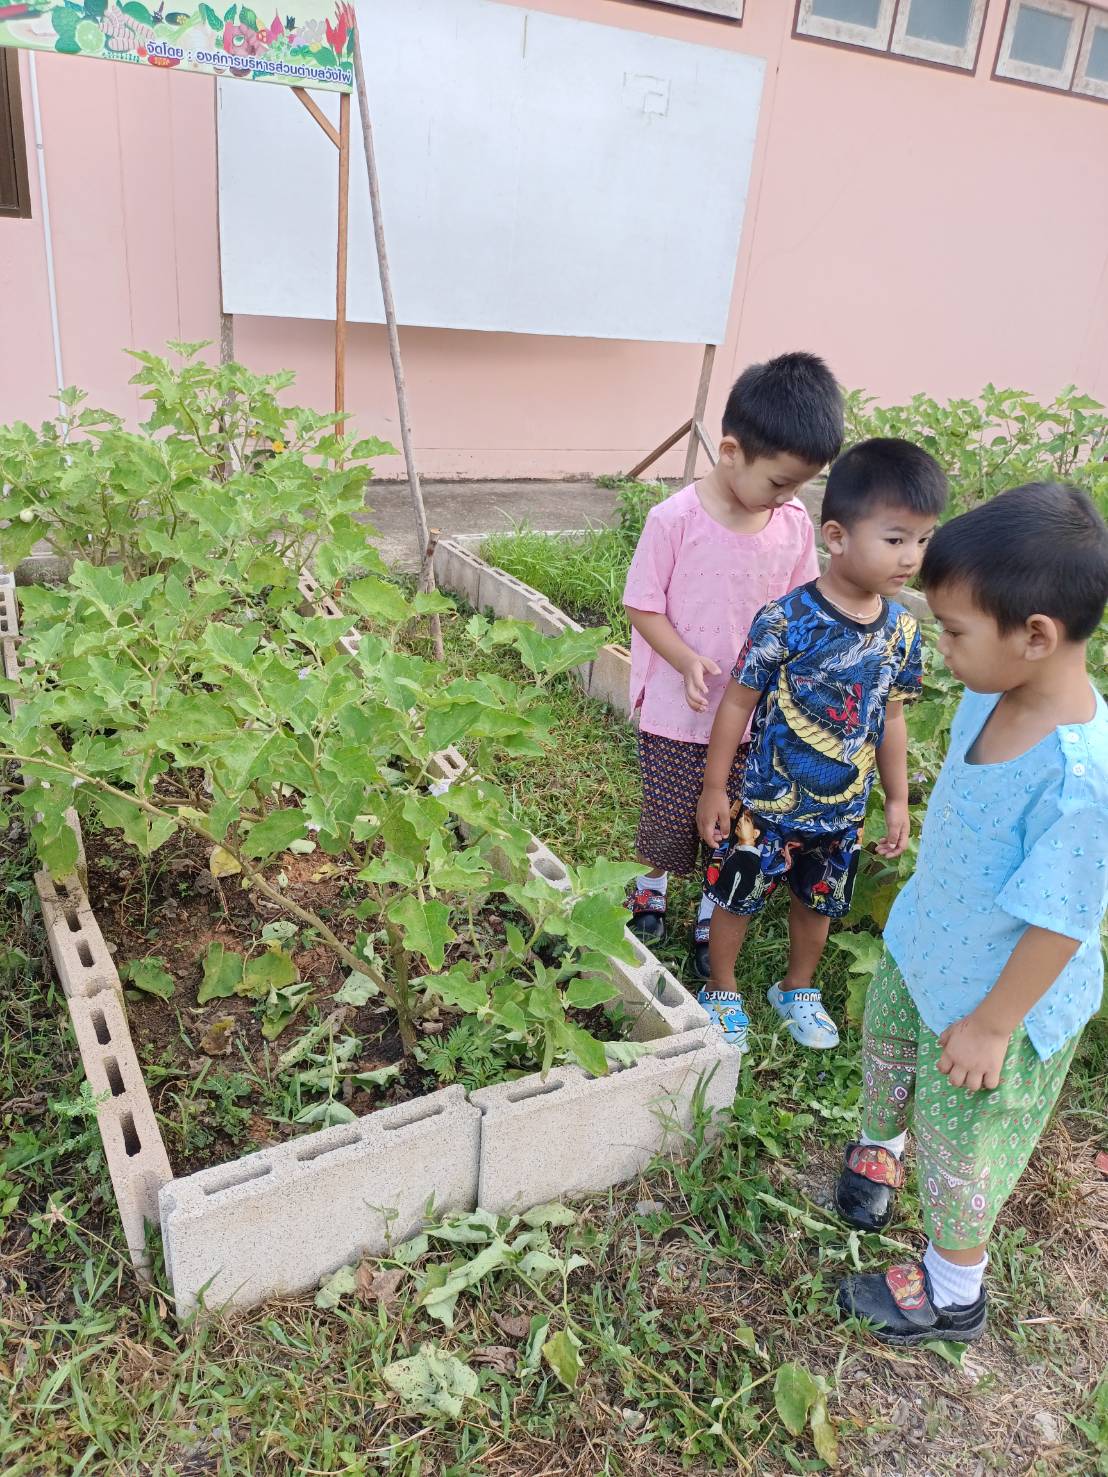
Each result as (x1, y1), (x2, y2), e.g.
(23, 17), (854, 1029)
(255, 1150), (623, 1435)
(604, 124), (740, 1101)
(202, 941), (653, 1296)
(823, 505), (937, 597)
(720, 441), (823, 513)
(928, 583), (1051, 692)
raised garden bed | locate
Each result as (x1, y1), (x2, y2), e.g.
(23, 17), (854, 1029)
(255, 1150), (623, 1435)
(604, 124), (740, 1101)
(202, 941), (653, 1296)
(6, 577), (736, 1321)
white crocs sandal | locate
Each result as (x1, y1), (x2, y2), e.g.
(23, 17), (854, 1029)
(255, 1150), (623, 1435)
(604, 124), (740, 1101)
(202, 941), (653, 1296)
(766, 982), (840, 1050)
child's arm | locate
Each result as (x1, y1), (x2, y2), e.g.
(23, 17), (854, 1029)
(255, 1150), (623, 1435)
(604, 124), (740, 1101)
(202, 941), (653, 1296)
(937, 927), (1081, 1092)
(625, 608), (721, 715)
(695, 680), (760, 845)
(875, 701), (910, 857)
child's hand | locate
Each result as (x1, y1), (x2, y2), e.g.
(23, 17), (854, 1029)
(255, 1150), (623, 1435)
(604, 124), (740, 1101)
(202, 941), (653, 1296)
(937, 1014), (1011, 1092)
(680, 653), (722, 713)
(875, 798), (910, 857)
(696, 786), (731, 847)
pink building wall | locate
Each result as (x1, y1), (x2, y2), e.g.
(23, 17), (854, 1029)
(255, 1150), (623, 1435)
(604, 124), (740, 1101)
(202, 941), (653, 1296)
(3, 0), (1108, 480)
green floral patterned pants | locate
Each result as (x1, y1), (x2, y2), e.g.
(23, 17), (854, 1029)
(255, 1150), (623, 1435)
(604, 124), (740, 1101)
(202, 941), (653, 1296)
(861, 950), (1079, 1249)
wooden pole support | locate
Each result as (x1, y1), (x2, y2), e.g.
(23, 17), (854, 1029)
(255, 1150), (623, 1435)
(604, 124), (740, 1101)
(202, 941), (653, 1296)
(626, 419), (693, 482)
(292, 86), (341, 148)
(335, 90), (351, 434)
(352, 34), (444, 660)
(681, 344), (716, 484)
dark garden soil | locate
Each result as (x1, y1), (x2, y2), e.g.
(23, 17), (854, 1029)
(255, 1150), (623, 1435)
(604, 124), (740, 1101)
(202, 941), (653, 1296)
(82, 820), (618, 1179)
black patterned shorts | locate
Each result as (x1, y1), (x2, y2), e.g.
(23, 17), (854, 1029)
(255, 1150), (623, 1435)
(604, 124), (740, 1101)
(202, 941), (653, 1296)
(703, 805), (860, 919)
(635, 730), (749, 877)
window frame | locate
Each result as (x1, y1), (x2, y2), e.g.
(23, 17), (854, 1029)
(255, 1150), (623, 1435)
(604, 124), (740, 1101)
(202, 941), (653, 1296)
(1072, 4), (1108, 94)
(0, 50), (32, 222)
(891, 0), (988, 68)
(625, 0), (743, 18)
(793, 0), (988, 72)
(794, 0), (898, 52)
(994, 0), (1086, 89)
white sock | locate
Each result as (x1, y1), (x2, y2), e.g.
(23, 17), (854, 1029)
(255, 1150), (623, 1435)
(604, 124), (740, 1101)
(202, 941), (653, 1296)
(860, 1129), (907, 1158)
(923, 1242), (987, 1308)
(637, 872), (668, 895)
(696, 892), (715, 924)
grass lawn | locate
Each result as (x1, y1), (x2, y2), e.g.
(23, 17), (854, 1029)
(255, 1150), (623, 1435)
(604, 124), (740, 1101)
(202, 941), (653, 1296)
(2, 605), (1107, 1475)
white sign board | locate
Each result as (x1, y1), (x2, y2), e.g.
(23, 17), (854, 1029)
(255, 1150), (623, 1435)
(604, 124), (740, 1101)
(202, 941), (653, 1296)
(217, 0), (765, 343)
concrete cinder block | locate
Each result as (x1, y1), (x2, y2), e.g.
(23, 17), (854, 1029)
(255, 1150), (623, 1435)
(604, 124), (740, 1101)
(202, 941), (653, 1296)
(36, 869), (120, 999)
(68, 990), (173, 1270)
(476, 564), (546, 624)
(605, 935), (712, 1042)
(2, 636), (21, 683)
(433, 539), (485, 609)
(471, 1030), (739, 1215)
(588, 644), (632, 716)
(0, 581), (20, 639)
(159, 1084), (480, 1318)
(526, 835), (571, 891)
(428, 746), (470, 793)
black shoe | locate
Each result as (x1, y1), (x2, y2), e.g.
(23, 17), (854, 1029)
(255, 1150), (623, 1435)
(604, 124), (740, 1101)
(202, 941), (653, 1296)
(838, 1260), (988, 1346)
(834, 1142), (905, 1233)
(690, 920), (711, 982)
(626, 887), (666, 945)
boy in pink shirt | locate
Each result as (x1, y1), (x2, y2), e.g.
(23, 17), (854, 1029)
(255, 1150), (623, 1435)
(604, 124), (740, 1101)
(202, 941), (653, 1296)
(622, 352), (843, 995)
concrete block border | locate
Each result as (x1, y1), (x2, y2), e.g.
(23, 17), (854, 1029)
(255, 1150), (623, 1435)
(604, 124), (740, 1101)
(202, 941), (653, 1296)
(432, 520), (931, 728)
(11, 585), (730, 1318)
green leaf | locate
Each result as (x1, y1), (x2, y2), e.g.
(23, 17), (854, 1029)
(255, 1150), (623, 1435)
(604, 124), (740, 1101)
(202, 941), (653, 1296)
(197, 941), (244, 1003)
(520, 1202), (576, 1228)
(351, 1063), (402, 1090)
(297, 1100), (357, 1128)
(381, 1344), (478, 1420)
(345, 576), (411, 625)
(121, 957), (175, 1000)
(240, 948), (298, 998)
(561, 894), (636, 962)
(423, 967), (487, 1014)
(541, 1329), (581, 1390)
(774, 1362), (819, 1437)
(387, 895), (456, 972)
(199, 1), (220, 26)
(241, 809), (306, 860)
(95, 792), (177, 859)
(315, 1263), (358, 1309)
(564, 976), (618, 1010)
(810, 1393), (839, 1466)
(335, 970), (380, 1006)
(261, 980), (313, 1039)
(558, 1021), (608, 1077)
(922, 1339), (968, 1368)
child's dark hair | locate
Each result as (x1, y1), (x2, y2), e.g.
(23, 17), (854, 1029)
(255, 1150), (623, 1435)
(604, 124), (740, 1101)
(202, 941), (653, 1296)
(821, 437), (948, 528)
(722, 352), (843, 467)
(920, 481), (1108, 641)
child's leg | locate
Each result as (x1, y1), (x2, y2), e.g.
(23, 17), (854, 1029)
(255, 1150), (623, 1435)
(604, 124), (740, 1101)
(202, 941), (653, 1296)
(913, 1022), (1079, 1297)
(840, 1016), (1080, 1343)
(768, 829), (860, 1050)
(835, 951), (917, 1232)
(629, 732), (706, 942)
(706, 907), (750, 991)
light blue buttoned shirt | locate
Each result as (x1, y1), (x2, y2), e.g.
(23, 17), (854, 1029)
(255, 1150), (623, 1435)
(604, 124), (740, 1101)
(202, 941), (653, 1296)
(885, 686), (1108, 1060)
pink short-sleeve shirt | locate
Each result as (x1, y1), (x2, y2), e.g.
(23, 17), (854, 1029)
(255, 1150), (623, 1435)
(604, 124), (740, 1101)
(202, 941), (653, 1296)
(622, 484), (818, 744)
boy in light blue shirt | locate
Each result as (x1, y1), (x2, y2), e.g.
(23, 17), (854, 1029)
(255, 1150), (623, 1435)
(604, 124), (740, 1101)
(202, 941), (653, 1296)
(835, 481), (1108, 1346)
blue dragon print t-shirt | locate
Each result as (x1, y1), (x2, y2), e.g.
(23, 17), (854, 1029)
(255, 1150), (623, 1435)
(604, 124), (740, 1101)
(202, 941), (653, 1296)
(733, 583), (922, 834)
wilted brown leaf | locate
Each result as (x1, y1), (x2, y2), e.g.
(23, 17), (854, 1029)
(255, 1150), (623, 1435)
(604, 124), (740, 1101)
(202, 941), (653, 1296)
(199, 1017), (236, 1056)
(471, 1345), (517, 1375)
(354, 1264), (405, 1310)
(493, 1312), (532, 1341)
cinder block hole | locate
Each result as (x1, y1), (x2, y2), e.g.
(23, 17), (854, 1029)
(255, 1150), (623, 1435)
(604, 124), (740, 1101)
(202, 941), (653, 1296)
(651, 975), (685, 1009)
(202, 1158), (273, 1197)
(120, 1111), (141, 1157)
(506, 1078), (563, 1104)
(384, 1100), (446, 1132)
(296, 1126), (360, 1163)
(531, 855), (566, 883)
(651, 1038), (701, 1063)
(62, 904), (81, 933)
(76, 940), (93, 968)
(91, 1010), (110, 1045)
(103, 1056), (125, 1097)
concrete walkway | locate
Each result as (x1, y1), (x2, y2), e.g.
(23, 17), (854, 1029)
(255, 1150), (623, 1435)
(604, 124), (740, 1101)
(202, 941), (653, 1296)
(367, 479), (620, 570)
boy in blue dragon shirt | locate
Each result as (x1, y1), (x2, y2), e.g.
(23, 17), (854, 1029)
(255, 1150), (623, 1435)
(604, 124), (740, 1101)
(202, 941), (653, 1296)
(695, 439), (948, 1049)
(836, 482), (1108, 1345)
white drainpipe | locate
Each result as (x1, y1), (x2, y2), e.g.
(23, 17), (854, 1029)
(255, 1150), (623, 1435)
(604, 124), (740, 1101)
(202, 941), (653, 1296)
(27, 53), (65, 406)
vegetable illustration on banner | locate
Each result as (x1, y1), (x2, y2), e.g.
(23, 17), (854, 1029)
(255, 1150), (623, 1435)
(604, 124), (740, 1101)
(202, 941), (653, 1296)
(0, 0), (354, 89)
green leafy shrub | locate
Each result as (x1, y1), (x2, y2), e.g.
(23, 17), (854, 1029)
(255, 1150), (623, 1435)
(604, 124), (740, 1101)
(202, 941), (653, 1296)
(0, 347), (639, 1077)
